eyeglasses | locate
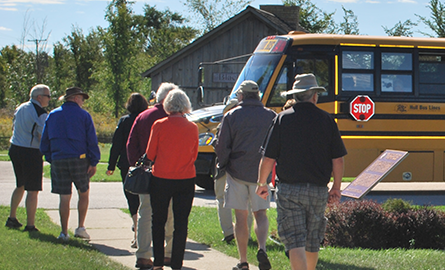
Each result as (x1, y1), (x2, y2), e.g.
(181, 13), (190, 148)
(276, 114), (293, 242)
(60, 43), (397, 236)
(41, 95), (51, 98)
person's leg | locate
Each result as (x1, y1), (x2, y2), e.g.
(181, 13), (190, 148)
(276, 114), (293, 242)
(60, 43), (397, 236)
(77, 189), (89, 228)
(234, 209), (249, 263)
(135, 194), (153, 266)
(214, 175), (233, 239)
(289, 247), (308, 270)
(25, 191), (38, 226)
(169, 178), (195, 270)
(150, 177), (171, 267)
(9, 186), (24, 219)
(121, 168), (139, 241)
(306, 251), (319, 270)
(253, 209), (269, 251)
(164, 199), (174, 259)
(59, 194), (72, 235)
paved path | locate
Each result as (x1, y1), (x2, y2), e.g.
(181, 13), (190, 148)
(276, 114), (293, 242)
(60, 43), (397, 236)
(0, 161), (249, 270)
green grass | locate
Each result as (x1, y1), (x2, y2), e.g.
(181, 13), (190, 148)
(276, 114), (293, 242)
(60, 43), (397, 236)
(187, 206), (445, 270)
(0, 206), (129, 270)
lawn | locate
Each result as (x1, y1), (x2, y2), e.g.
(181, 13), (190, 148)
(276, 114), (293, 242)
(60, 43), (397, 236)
(0, 206), (129, 270)
(187, 206), (445, 270)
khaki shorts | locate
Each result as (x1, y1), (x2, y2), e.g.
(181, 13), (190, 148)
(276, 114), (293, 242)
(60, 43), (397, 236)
(224, 172), (270, 212)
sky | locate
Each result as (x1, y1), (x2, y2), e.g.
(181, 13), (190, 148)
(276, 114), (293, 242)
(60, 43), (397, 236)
(0, 0), (437, 52)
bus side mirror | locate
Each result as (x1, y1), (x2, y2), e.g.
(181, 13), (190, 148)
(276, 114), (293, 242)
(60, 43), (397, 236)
(197, 86), (204, 107)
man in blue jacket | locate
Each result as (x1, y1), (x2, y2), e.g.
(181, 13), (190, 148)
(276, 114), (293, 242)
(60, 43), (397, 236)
(40, 87), (100, 241)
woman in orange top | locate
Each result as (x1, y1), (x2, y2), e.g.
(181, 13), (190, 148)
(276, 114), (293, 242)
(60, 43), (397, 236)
(146, 89), (198, 270)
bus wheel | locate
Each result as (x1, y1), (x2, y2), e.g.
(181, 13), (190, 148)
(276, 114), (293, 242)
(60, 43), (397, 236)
(195, 174), (214, 190)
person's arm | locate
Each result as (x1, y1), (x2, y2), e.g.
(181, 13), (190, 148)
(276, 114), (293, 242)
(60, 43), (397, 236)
(329, 157), (344, 203)
(86, 114), (100, 166)
(126, 118), (140, 166)
(255, 156), (275, 200)
(107, 117), (125, 172)
(39, 121), (51, 163)
(214, 117), (232, 170)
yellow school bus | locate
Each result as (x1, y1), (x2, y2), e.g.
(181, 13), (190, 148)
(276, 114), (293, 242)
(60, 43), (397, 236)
(187, 32), (445, 189)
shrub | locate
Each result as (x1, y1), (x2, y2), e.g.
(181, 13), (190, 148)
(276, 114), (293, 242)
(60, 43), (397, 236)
(325, 199), (445, 250)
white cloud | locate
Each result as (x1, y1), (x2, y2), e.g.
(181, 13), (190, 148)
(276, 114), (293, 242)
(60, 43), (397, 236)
(398, 0), (417, 3)
(365, 0), (380, 3)
(0, 26), (13, 31)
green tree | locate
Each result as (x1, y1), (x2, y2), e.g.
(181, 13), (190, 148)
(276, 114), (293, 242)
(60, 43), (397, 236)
(283, 0), (336, 33)
(1, 46), (36, 105)
(51, 42), (76, 97)
(417, 0), (445, 37)
(0, 54), (7, 108)
(336, 6), (359, 35)
(64, 27), (103, 91)
(184, 0), (252, 33)
(134, 5), (198, 62)
(382, 20), (417, 37)
(103, 0), (140, 117)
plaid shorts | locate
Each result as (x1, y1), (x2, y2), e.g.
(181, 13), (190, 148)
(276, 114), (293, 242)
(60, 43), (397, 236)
(51, 157), (90, 195)
(275, 182), (329, 252)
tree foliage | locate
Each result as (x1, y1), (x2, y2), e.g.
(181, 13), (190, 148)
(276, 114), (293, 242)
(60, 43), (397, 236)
(383, 19), (417, 37)
(417, 0), (445, 37)
(184, 0), (252, 33)
(336, 6), (359, 35)
(283, 0), (336, 33)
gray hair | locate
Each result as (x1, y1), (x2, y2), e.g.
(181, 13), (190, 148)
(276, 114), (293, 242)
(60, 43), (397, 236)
(294, 90), (316, 102)
(163, 89), (192, 114)
(156, 82), (178, 103)
(29, 84), (50, 99)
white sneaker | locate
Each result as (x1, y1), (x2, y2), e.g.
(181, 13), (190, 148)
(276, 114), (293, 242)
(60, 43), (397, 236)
(74, 227), (90, 240)
(57, 232), (70, 241)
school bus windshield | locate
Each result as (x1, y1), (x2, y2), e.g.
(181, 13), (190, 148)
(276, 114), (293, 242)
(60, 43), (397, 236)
(229, 53), (283, 100)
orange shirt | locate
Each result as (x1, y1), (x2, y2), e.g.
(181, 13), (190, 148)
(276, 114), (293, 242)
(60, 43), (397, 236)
(146, 115), (199, 179)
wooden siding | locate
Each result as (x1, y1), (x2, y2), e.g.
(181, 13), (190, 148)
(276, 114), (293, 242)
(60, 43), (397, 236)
(150, 13), (286, 109)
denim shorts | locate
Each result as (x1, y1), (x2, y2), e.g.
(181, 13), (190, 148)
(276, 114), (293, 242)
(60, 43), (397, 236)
(276, 182), (328, 252)
(51, 157), (90, 195)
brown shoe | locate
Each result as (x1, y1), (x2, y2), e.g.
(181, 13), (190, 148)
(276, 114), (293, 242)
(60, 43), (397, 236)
(164, 257), (171, 266)
(135, 258), (153, 269)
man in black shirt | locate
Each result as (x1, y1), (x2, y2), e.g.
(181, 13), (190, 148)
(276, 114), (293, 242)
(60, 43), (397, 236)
(256, 74), (347, 270)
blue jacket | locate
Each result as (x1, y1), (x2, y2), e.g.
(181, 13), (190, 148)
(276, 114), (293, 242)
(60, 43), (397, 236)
(40, 101), (100, 165)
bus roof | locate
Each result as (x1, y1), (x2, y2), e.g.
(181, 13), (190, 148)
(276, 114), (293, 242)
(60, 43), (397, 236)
(279, 31), (445, 48)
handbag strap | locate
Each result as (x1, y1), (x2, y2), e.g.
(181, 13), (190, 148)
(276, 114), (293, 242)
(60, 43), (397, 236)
(136, 153), (152, 167)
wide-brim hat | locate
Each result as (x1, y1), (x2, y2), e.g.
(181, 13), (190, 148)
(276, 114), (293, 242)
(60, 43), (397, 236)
(59, 87), (89, 101)
(281, 73), (326, 96)
(235, 80), (259, 94)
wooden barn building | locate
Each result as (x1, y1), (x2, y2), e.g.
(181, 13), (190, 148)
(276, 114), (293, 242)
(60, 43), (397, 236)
(141, 5), (305, 108)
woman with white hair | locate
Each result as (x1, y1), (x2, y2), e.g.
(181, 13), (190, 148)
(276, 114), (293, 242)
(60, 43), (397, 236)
(146, 89), (198, 270)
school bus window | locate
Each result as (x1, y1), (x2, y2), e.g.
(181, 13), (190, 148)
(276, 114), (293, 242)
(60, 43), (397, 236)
(267, 66), (288, 107)
(342, 51), (374, 69)
(381, 74), (412, 92)
(419, 52), (445, 94)
(342, 73), (374, 91)
(382, 53), (412, 71)
(295, 58), (331, 95)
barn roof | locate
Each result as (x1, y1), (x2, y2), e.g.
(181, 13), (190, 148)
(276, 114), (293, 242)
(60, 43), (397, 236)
(141, 5), (305, 78)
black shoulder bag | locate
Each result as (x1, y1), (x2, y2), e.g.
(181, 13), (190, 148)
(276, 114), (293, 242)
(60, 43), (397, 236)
(124, 154), (152, 194)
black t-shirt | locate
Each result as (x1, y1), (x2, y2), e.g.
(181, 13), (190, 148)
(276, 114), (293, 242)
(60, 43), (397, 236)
(262, 102), (347, 186)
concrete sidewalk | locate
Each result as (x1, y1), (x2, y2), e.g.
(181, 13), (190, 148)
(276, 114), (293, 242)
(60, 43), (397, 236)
(46, 208), (246, 270)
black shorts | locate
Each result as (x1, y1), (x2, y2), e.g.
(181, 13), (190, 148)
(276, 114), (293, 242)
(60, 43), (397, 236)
(50, 157), (90, 195)
(9, 144), (43, 191)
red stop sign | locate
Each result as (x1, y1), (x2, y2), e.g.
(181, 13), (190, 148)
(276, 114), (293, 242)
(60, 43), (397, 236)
(350, 95), (375, 121)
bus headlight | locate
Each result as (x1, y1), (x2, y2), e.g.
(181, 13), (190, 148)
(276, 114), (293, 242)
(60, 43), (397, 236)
(199, 132), (215, 146)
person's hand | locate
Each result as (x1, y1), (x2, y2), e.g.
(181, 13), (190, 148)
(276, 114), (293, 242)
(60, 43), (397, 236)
(255, 186), (269, 200)
(106, 170), (114, 176)
(328, 188), (341, 203)
(87, 166), (97, 178)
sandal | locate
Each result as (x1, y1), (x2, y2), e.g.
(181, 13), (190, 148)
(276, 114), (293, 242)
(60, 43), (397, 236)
(232, 262), (249, 270)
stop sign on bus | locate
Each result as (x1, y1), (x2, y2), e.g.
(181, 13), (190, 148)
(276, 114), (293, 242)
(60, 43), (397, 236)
(350, 95), (375, 121)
